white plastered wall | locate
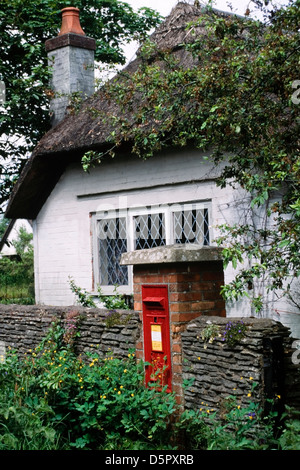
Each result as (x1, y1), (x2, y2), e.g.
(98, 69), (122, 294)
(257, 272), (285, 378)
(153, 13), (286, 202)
(32, 148), (300, 341)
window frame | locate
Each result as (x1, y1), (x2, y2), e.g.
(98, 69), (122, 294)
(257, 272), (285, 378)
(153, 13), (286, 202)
(91, 201), (212, 295)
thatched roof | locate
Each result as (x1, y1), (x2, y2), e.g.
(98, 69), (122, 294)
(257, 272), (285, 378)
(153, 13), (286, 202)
(33, 2), (213, 157)
(5, 2), (238, 219)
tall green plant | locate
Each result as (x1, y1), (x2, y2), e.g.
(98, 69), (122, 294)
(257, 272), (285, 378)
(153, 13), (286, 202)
(0, 226), (34, 304)
(0, 321), (177, 450)
(1, 322), (299, 449)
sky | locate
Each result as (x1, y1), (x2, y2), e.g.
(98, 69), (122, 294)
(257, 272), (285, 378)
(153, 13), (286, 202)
(125, 0), (289, 19)
(122, 0), (289, 62)
(126, 0), (245, 16)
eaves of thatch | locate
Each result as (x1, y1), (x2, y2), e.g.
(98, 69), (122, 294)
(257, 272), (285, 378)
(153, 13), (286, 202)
(5, 2), (242, 220)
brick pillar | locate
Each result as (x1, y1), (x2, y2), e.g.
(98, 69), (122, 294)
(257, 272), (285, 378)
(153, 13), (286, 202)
(121, 244), (225, 407)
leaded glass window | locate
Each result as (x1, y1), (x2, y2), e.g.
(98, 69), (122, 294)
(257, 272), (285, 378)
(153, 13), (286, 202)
(94, 202), (211, 291)
(98, 216), (128, 286)
(173, 207), (210, 245)
(134, 213), (166, 250)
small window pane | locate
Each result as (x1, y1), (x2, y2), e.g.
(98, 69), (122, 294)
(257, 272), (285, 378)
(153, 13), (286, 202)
(98, 217), (128, 286)
(173, 208), (210, 245)
(134, 213), (166, 250)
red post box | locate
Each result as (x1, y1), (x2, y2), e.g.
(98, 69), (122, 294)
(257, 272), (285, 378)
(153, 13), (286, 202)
(142, 285), (171, 392)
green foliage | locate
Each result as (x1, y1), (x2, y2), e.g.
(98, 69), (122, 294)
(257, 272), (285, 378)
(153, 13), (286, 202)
(0, 0), (162, 211)
(0, 321), (299, 450)
(0, 226), (34, 304)
(201, 322), (221, 348)
(103, 310), (132, 328)
(0, 216), (9, 238)
(68, 276), (132, 314)
(82, 1), (300, 312)
(68, 276), (97, 307)
(97, 284), (131, 310)
(278, 407), (300, 450)
(200, 320), (248, 349)
(177, 379), (283, 451)
(0, 322), (177, 450)
(221, 320), (247, 347)
(0, 344), (64, 450)
(203, 396), (277, 450)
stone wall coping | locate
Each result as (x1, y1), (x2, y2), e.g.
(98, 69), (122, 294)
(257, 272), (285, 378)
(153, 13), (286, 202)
(184, 315), (287, 331)
(0, 304), (136, 319)
(120, 244), (224, 266)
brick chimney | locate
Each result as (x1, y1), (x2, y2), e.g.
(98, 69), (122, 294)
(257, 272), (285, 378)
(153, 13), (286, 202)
(45, 7), (96, 126)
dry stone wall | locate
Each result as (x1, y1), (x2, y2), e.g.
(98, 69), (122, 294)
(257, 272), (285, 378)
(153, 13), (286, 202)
(181, 316), (300, 414)
(0, 304), (141, 359)
(0, 305), (299, 413)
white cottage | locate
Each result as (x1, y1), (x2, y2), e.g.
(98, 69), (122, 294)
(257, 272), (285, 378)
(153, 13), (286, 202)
(5, 4), (300, 340)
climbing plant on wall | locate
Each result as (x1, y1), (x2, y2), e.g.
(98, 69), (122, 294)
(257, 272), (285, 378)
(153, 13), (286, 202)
(82, 0), (300, 312)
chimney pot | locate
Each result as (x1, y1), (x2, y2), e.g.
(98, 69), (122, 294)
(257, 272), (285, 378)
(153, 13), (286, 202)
(59, 7), (85, 36)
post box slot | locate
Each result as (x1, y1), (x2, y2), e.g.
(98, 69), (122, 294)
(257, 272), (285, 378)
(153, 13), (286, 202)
(143, 296), (164, 307)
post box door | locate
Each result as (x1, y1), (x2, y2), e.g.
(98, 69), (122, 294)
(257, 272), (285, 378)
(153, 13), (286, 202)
(142, 285), (171, 392)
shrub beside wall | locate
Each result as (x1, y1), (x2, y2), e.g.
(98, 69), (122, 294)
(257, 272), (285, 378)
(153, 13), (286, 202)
(0, 304), (299, 413)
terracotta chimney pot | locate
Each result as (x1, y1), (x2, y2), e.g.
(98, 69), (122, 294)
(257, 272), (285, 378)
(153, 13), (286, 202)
(58, 7), (85, 36)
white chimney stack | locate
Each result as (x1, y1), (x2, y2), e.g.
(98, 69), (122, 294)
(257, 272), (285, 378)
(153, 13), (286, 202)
(45, 7), (95, 127)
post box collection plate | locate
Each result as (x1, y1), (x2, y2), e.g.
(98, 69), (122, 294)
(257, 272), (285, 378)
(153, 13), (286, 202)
(142, 285), (171, 392)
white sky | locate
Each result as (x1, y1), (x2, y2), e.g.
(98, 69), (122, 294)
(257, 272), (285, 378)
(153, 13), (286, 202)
(125, 0), (289, 18)
(122, 0), (289, 62)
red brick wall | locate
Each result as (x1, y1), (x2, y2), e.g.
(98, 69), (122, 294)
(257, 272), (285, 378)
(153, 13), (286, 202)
(132, 260), (225, 406)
